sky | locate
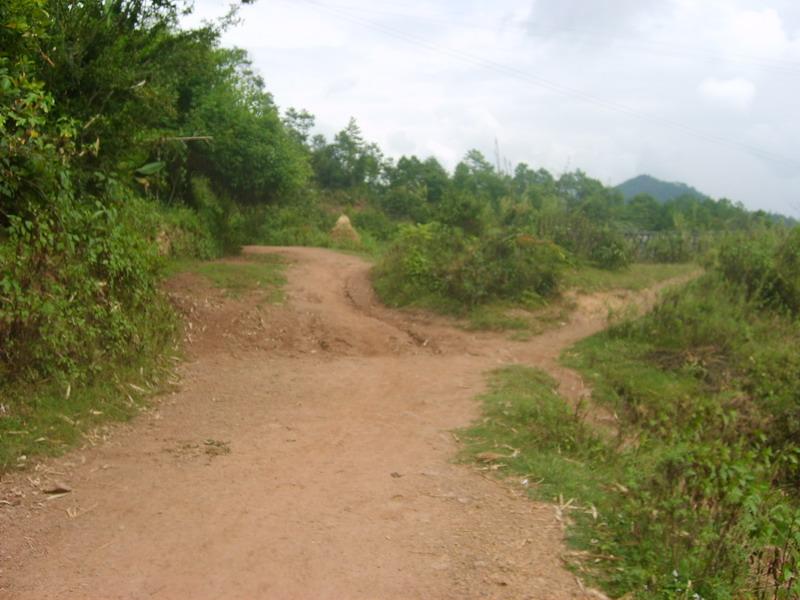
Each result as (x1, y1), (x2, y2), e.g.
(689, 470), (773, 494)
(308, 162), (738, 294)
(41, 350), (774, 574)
(182, 0), (800, 216)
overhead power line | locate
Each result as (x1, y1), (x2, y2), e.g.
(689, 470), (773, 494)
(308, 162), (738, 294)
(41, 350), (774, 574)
(311, 1), (800, 76)
(294, 0), (800, 172)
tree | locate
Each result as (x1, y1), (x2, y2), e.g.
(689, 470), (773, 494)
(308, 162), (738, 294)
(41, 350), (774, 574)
(311, 118), (384, 190)
(283, 107), (315, 147)
(453, 149), (508, 212)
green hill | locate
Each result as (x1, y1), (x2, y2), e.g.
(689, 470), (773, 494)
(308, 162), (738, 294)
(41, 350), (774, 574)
(616, 174), (709, 203)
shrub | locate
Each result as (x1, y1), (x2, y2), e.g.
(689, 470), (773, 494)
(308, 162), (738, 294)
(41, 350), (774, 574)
(716, 227), (800, 315)
(590, 228), (633, 270)
(351, 208), (398, 242)
(258, 195), (335, 247)
(0, 190), (175, 384)
(190, 176), (247, 256)
(640, 231), (693, 263)
(562, 246), (800, 596)
(373, 224), (568, 310)
(543, 212), (632, 270)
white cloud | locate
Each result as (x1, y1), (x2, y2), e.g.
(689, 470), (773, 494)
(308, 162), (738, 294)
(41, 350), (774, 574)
(723, 8), (788, 58)
(698, 77), (757, 111)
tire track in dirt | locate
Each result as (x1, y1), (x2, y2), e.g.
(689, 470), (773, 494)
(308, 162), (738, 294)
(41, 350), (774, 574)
(0, 247), (692, 599)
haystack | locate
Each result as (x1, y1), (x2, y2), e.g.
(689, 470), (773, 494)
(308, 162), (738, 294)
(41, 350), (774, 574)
(330, 214), (360, 244)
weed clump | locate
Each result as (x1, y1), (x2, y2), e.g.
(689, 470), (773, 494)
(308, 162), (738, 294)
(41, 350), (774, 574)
(372, 223), (568, 312)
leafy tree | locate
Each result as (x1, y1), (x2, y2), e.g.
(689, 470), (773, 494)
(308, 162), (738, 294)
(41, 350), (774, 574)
(282, 107), (316, 147)
(184, 49), (309, 204)
(453, 149), (508, 212)
(311, 118), (383, 190)
(623, 193), (670, 230)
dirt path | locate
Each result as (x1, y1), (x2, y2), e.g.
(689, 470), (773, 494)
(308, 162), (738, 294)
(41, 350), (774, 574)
(0, 247), (687, 599)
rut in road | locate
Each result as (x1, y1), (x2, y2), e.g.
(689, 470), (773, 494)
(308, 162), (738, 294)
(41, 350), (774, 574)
(0, 247), (684, 599)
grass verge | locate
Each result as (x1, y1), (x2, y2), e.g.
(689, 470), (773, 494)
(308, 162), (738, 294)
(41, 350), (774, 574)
(0, 357), (178, 473)
(0, 292), (180, 475)
(166, 253), (287, 301)
(563, 262), (698, 293)
(463, 275), (800, 598)
(464, 299), (575, 339)
(377, 262), (692, 337)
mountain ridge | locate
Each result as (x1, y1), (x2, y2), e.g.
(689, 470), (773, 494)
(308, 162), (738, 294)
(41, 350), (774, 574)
(616, 174), (709, 203)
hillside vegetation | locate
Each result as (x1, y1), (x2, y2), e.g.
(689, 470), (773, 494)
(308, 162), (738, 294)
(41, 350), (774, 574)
(464, 227), (800, 598)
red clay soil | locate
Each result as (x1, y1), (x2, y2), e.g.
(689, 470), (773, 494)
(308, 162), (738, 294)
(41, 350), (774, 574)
(0, 247), (689, 599)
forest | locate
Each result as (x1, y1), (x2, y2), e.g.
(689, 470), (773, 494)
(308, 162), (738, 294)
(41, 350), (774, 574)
(2, 1), (800, 598)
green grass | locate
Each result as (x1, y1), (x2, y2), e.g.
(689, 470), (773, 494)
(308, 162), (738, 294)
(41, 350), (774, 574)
(463, 277), (800, 598)
(459, 366), (613, 504)
(0, 359), (177, 472)
(167, 253), (287, 301)
(375, 262), (695, 336)
(563, 262), (698, 293)
(464, 299), (574, 339)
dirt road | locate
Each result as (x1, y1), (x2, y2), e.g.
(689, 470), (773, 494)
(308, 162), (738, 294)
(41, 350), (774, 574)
(1, 247), (679, 599)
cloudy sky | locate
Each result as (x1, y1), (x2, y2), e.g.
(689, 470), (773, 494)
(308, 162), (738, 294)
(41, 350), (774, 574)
(183, 0), (800, 216)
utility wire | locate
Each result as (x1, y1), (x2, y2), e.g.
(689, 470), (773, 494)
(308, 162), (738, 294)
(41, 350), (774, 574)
(295, 0), (800, 172)
(312, 2), (800, 75)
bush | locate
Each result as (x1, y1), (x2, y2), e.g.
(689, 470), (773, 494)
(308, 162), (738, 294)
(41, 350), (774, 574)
(544, 212), (632, 270)
(561, 250), (800, 596)
(351, 208), (398, 242)
(590, 228), (633, 270)
(258, 194), (335, 247)
(639, 231), (693, 263)
(190, 176), (247, 256)
(373, 223), (568, 310)
(0, 190), (176, 384)
(716, 227), (800, 315)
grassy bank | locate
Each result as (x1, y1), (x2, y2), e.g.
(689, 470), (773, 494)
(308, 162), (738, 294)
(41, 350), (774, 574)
(0, 354), (178, 472)
(165, 253), (287, 301)
(462, 266), (800, 598)
(563, 262), (698, 293)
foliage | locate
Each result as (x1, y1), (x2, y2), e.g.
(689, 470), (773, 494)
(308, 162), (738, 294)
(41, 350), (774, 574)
(258, 194), (336, 247)
(310, 118), (383, 191)
(542, 212), (633, 270)
(716, 227), (800, 315)
(556, 254), (800, 596)
(350, 207), (397, 242)
(0, 189), (176, 383)
(373, 223), (568, 311)
(636, 231), (695, 263)
(461, 226), (800, 598)
(0, 0), (306, 468)
(184, 53), (310, 204)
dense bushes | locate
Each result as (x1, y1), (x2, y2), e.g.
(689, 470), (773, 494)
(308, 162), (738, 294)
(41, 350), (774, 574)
(637, 231), (695, 263)
(559, 236), (800, 597)
(0, 190), (175, 383)
(716, 227), (800, 315)
(543, 212), (633, 270)
(0, 38), (172, 383)
(373, 223), (568, 310)
(258, 195), (335, 247)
